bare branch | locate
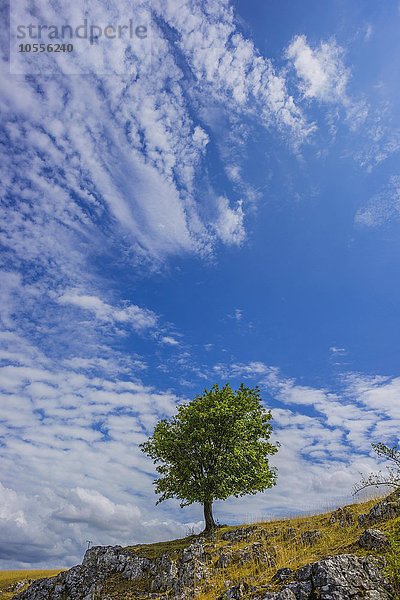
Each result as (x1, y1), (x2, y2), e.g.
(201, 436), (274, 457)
(354, 442), (400, 496)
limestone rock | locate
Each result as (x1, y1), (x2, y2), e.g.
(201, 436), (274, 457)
(262, 554), (392, 599)
(238, 542), (274, 566)
(15, 550), (393, 600)
(216, 541), (275, 569)
(263, 590), (297, 600)
(358, 491), (400, 527)
(4, 579), (31, 593)
(300, 529), (322, 545)
(216, 549), (234, 569)
(358, 529), (390, 551)
(282, 527), (296, 541)
(220, 526), (256, 543)
(15, 541), (209, 600)
(329, 506), (355, 527)
(219, 581), (252, 599)
(273, 567), (294, 583)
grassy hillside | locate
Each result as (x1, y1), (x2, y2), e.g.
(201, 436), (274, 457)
(0, 570), (64, 599)
(3, 495), (399, 599)
(199, 498), (399, 599)
(103, 495), (400, 598)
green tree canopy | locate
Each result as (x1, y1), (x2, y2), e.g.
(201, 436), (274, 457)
(140, 383), (279, 531)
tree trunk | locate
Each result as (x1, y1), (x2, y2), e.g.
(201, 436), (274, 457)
(203, 500), (216, 532)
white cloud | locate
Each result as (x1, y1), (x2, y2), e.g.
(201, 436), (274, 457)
(0, 483), (26, 528)
(53, 488), (141, 532)
(63, 356), (147, 375)
(263, 368), (400, 455)
(345, 373), (400, 422)
(329, 346), (347, 355)
(159, 0), (311, 142)
(285, 34), (369, 134)
(286, 35), (349, 104)
(1, 0), (314, 291)
(364, 24), (373, 42)
(348, 96), (400, 171)
(213, 361), (277, 379)
(227, 308), (243, 322)
(214, 197), (246, 246)
(58, 291), (158, 331)
(160, 336), (180, 346)
(356, 175), (400, 227)
(234, 308), (243, 321)
(225, 164), (242, 184)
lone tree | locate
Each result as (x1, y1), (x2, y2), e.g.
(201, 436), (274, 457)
(140, 383), (278, 532)
(354, 442), (400, 495)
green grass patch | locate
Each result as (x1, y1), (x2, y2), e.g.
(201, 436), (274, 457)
(127, 535), (198, 560)
(383, 517), (400, 598)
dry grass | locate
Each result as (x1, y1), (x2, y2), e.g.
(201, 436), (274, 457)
(0, 569), (64, 599)
(198, 496), (391, 599)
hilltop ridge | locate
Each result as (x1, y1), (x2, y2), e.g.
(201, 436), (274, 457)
(11, 491), (400, 599)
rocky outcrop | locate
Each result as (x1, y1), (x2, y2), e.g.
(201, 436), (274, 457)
(220, 526), (257, 543)
(14, 541), (209, 600)
(216, 542), (275, 570)
(282, 527), (296, 541)
(329, 506), (355, 527)
(300, 529), (322, 546)
(272, 568), (294, 583)
(261, 555), (393, 600)
(358, 529), (390, 551)
(358, 490), (400, 527)
(4, 579), (32, 593)
(15, 546), (394, 600)
(219, 581), (252, 599)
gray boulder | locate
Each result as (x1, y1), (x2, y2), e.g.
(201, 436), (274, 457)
(216, 548), (234, 569)
(216, 542), (275, 569)
(273, 567), (294, 583)
(220, 526), (257, 543)
(237, 542), (275, 566)
(282, 527), (296, 541)
(329, 506), (355, 527)
(300, 529), (322, 545)
(358, 491), (400, 527)
(264, 591), (297, 600)
(219, 581), (252, 599)
(262, 554), (393, 599)
(358, 529), (390, 551)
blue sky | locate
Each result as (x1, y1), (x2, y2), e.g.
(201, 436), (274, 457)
(1, 0), (400, 569)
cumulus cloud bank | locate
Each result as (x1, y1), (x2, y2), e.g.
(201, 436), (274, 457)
(0, 331), (202, 567)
